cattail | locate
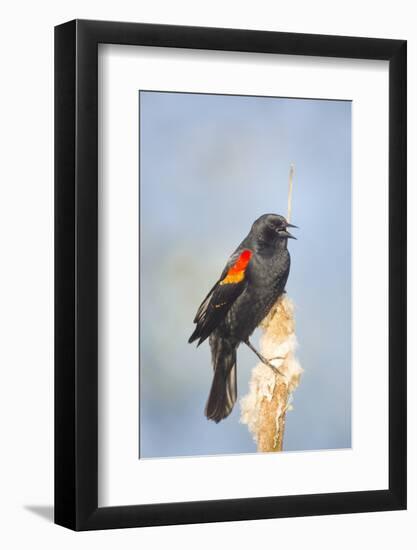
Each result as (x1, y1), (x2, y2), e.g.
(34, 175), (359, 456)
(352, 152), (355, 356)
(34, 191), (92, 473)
(240, 295), (302, 451)
(240, 165), (302, 452)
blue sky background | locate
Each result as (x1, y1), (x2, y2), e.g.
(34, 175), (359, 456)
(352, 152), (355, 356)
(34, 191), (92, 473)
(139, 91), (351, 458)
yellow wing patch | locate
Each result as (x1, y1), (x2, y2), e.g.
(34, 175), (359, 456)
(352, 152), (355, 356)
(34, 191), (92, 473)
(220, 271), (245, 285)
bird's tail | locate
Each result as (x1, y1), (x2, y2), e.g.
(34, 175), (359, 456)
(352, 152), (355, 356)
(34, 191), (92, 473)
(205, 336), (237, 423)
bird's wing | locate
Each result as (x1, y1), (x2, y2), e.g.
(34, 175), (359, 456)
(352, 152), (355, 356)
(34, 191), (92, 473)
(189, 248), (253, 346)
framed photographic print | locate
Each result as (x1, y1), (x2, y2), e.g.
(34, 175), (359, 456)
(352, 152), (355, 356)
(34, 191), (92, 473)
(55, 19), (406, 530)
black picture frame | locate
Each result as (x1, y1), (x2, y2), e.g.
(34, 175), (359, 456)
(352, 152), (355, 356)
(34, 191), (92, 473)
(55, 19), (407, 531)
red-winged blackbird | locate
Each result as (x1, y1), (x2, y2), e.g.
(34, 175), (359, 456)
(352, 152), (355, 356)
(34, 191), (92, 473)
(189, 213), (297, 423)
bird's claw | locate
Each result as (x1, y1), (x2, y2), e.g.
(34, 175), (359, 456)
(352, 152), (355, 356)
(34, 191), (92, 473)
(257, 354), (285, 376)
(244, 339), (285, 376)
(263, 359), (285, 377)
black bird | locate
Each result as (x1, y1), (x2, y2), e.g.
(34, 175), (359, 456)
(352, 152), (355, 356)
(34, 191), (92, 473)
(189, 213), (297, 423)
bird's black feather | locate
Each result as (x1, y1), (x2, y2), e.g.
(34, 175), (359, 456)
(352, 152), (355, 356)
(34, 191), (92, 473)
(189, 251), (248, 345)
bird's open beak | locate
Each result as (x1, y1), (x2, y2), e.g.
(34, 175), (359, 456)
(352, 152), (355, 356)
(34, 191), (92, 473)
(280, 221), (298, 239)
(281, 229), (297, 239)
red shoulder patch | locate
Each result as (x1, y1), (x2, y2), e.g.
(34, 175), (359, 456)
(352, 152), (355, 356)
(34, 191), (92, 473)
(220, 249), (252, 285)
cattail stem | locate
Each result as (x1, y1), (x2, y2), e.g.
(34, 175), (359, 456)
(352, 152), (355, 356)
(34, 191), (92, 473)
(287, 164), (295, 223)
(240, 295), (302, 452)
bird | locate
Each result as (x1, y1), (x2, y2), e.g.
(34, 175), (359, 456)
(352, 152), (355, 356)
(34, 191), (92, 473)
(188, 213), (297, 423)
